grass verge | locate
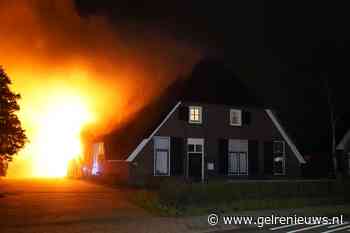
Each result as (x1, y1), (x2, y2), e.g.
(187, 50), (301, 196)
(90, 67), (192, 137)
(131, 190), (348, 216)
(130, 180), (350, 217)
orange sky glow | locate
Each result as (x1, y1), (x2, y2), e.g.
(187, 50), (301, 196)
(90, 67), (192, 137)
(0, 0), (200, 177)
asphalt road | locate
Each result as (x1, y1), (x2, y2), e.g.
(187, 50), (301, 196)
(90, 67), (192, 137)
(0, 178), (149, 233)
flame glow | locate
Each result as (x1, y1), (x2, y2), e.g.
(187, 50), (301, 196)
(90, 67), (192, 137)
(9, 75), (98, 178)
(4, 68), (116, 178)
(0, 0), (200, 178)
(31, 94), (93, 177)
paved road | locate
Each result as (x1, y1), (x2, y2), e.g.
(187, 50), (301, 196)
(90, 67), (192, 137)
(0, 178), (151, 233)
(0, 178), (212, 233)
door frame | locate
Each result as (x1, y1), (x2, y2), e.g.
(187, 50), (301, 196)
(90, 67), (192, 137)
(187, 138), (204, 182)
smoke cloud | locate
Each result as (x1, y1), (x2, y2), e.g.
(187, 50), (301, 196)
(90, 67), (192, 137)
(0, 0), (201, 177)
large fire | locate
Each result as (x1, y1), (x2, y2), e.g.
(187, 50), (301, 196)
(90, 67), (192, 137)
(0, 0), (200, 178)
(30, 93), (93, 177)
(8, 74), (99, 178)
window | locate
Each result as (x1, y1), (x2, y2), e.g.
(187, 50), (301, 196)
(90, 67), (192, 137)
(273, 141), (285, 175)
(230, 109), (242, 126)
(154, 137), (170, 176)
(189, 106), (202, 124)
(188, 144), (195, 152)
(228, 139), (248, 175)
(228, 152), (248, 175)
(188, 143), (203, 153)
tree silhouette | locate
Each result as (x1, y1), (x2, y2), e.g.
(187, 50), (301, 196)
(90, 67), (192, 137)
(0, 67), (27, 169)
(311, 40), (349, 178)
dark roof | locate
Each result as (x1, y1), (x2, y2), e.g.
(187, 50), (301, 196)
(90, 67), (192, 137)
(181, 59), (263, 106)
(103, 58), (265, 160)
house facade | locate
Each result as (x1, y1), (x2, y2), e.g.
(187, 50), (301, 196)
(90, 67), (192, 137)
(88, 101), (305, 186)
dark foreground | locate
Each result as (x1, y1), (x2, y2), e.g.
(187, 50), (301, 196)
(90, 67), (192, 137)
(0, 178), (150, 233)
(1, 178), (350, 233)
(0, 178), (223, 233)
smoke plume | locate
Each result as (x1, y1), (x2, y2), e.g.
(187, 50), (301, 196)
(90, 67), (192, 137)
(0, 0), (201, 177)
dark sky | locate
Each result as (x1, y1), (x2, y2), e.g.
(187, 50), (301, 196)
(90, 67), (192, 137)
(75, 1), (350, 154)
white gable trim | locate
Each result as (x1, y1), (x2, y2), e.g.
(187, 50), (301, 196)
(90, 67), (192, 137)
(126, 139), (148, 162)
(126, 101), (182, 162)
(265, 109), (306, 164)
(336, 129), (350, 150)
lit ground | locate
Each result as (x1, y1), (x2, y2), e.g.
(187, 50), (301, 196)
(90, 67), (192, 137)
(0, 178), (210, 233)
(0, 178), (151, 233)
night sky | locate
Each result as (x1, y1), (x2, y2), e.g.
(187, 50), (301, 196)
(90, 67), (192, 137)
(75, 1), (350, 155)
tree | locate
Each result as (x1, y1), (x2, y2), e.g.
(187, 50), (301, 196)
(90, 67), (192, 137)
(322, 74), (339, 178)
(0, 66), (27, 167)
(313, 41), (349, 178)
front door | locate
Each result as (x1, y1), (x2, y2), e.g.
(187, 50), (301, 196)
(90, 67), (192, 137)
(187, 138), (204, 181)
(188, 154), (202, 180)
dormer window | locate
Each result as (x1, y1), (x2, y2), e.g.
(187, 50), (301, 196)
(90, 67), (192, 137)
(230, 109), (242, 126)
(189, 106), (202, 124)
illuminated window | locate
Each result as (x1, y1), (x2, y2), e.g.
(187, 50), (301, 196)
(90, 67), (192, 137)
(230, 109), (242, 126)
(189, 106), (202, 124)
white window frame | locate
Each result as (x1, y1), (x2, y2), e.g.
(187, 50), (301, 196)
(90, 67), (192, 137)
(228, 139), (249, 176)
(229, 109), (242, 126)
(273, 140), (286, 175)
(228, 152), (248, 176)
(189, 106), (202, 124)
(153, 136), (171, 176)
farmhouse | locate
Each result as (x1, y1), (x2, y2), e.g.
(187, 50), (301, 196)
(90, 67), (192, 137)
(84, 60), (306, 185)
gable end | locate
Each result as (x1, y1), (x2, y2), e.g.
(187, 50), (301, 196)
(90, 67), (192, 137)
(265, 109), (306, 164)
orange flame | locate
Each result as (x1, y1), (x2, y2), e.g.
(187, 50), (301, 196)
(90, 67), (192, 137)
(0, 0), (200, 177)
(29, 92), (92, 177)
